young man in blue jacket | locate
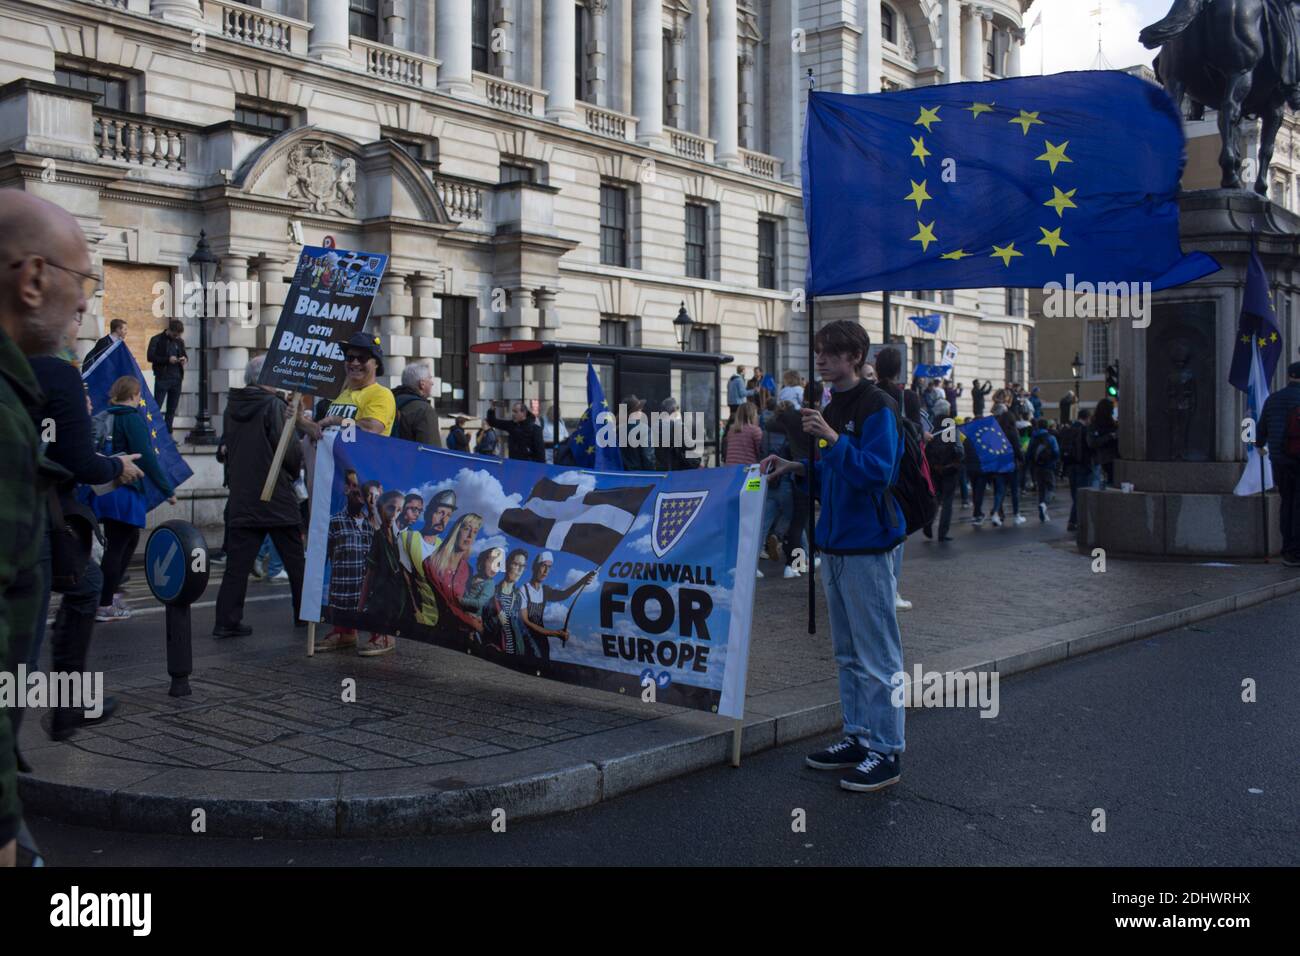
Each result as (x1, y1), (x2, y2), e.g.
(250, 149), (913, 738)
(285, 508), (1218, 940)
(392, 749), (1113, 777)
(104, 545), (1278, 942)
(761, 320), (907, 792)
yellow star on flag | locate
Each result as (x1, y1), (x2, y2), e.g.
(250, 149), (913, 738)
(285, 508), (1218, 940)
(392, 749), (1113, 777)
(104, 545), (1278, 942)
(910, 220), (938, 252)
(904, 179), (932, 211)
(910, 135), (931, 166)
(1010, 110), (1044, 135)
(601, 399), (608, 407)
(1036, 140), (1073, 174)
(151, 429), (158, 438)
(1259, 336), (1268, 348)
(1044, 186), (1078, 217)
(966, 102), (995, 118)
(990, 242), (1024, 266)
(575, 434), (585, 445)
(137, 398), (146, 407)
(914, 106), (942, 132)
(941, 249), (972, 260)
(1037, 226), (1068, 257)
(1270, 331), (1279, 342)
(1241, 334), (1252, 344)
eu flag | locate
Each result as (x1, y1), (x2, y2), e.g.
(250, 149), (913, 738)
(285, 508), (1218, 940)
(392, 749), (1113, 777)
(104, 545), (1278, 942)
(562, 360), (622, 471)
(82, 339), (193, 510)
(909, 313), (942, 334)
(960, 418), (1015, 475)
(1228, 238), (1282, 394)
(802, 72), (1219, 295)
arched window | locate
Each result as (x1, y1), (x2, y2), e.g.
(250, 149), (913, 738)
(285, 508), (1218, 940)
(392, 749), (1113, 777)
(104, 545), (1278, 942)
(881, 3), (896, 45)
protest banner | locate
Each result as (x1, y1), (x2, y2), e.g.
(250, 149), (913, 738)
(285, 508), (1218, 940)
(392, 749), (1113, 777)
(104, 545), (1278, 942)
(256, 243), (387, 501)
(301, 429), (764, 719)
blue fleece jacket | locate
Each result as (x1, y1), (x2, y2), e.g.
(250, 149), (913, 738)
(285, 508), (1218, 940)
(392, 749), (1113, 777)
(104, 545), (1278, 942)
(800, 379), (906, 554)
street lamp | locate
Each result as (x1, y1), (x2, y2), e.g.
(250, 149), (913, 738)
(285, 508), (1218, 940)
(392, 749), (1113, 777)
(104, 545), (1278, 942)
(673, 301), (694, 352)
(187, 230), (219, 445)
(1071, 351), (1083, 421)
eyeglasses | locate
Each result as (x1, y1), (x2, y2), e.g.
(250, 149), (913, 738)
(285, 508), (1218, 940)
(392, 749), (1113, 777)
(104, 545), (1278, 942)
(9, 257), (102, 299)
(344, 352), (373, 365)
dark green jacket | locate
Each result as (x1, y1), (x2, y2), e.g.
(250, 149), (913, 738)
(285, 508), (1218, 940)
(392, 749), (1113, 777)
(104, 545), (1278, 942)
(106, 404), (175, 498)
(0, 329), (45, 844)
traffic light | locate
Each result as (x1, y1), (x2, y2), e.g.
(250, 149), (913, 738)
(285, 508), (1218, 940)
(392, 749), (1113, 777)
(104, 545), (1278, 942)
(1105, 360), (1119, 399)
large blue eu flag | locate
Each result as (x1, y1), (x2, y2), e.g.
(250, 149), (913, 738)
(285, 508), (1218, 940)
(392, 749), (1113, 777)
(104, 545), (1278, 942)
(802, 72), (1219, 295)
(82, 339), (193, 510)
(1228, 238), (1282, 394)
(960, 418), (1016, 475)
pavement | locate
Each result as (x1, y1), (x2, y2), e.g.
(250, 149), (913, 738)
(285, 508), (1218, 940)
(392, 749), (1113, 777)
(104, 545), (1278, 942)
(16, 502), (1300, 838)
(28, 590), (1300, 866)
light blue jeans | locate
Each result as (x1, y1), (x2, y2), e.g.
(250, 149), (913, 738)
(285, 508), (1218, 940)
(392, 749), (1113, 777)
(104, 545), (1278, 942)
(822, 548), (905, 755)
(258, 535), (284, 577)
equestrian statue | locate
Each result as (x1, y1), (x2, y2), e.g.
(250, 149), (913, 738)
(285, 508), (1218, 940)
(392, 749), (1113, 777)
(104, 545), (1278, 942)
(1140, 0), (1300, 194)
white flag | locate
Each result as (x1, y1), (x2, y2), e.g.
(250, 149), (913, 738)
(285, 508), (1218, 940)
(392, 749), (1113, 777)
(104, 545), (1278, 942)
(1234, 346), (1274, 495)
(1031, 10), (1042, 29)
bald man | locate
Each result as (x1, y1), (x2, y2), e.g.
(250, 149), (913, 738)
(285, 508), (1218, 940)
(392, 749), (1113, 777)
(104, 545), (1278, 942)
(0, 190), (95, 866)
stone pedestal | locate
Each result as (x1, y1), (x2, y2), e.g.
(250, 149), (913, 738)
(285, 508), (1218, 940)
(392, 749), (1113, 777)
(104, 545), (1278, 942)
(1083, 190), (1300, 559)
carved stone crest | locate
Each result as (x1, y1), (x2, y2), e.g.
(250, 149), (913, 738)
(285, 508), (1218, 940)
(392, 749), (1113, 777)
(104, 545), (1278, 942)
(286, 142), (357, 216)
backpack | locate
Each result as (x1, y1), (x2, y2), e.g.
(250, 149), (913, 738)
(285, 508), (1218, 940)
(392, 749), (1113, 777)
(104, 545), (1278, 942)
(889, 413), (938, 537)
(393, 392), (423, 442)
(92, 409), (113, 454)
(1060, 422), (1085, 465)
(1286, 405), (1300, 458)
(1032, 434), (1056, 467)
(924, 432), (962, 476)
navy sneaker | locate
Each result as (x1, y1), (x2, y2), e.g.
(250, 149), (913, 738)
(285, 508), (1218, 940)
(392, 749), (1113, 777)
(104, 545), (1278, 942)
(805, 737), (869, 770)
(840, 751), (902, 792)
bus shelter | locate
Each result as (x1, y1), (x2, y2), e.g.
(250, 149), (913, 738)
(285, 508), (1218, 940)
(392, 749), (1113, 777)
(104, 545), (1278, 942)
(470, 340), (733, 466)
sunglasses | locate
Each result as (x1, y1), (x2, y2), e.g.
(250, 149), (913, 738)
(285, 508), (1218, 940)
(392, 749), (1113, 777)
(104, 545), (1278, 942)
(344, 352), (374, 365)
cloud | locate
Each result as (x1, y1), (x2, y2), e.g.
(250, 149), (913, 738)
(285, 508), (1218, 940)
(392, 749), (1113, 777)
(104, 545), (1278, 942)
(626, 532), (655, 555)
(552, 470), (598, 497)
(417, 467), (522, 538)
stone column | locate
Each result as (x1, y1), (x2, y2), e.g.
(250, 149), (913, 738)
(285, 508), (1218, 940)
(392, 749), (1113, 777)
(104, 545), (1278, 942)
(709, 0), (741, 165)
(151, 0), (203, 26)
(633, 0), (665, 146)
(494, 0), (515, 80)
(666, 23), (686, 129)
(374, 272), (413, 386)
(962, 3), (985, 82)
(738, 41), (755, 150)
(864, 0), (882, 93)
(382, 0), (409, 50)
(1008, 27), (1023, 77)
(251, 256), (289, 352)
(308, 0), (352, 66)
(211, 255), (255, 420)
(941, 0), (962, 83)
(436, 0), (475, 96)
(587, 0), (608, 105)
(410, 272), (443, 394)
(543, 0), (578, 124)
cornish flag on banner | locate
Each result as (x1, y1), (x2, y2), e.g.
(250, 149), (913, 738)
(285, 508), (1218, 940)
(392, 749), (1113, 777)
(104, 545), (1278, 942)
(499, 477), (655, 565)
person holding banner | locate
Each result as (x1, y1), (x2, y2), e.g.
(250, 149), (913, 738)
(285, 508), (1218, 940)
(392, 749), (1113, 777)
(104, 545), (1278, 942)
(518, 553), (594, 661)
(297, 332), (395, 440)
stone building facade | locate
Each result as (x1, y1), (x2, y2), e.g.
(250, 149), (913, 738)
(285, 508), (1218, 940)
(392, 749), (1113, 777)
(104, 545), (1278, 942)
(0, 0), (1029, 523)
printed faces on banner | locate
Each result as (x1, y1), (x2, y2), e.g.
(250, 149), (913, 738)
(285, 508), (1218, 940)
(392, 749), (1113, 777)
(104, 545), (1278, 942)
(258, 245), (388, 397)
(304, 431), (756, 715)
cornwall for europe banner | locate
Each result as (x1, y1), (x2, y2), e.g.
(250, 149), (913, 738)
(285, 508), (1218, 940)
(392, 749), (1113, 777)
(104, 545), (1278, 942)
(301, 429), (765, 718)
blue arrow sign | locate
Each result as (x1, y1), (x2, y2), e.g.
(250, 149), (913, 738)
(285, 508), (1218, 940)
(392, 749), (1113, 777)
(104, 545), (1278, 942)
(145, 527), (186, 603)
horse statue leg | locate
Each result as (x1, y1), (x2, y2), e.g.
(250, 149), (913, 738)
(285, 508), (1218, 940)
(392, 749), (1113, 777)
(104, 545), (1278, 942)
(1255, 101), (1285, 197)
(1217, 71), (1254, 189)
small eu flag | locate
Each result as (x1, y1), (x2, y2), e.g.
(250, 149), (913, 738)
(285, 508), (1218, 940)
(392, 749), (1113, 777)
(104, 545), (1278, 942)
(960, 417), (1016, 475)
(909, 313), (942, 334)
(802, 72), (1219, 295)
(1228, 237), (1282, 395)
(82, 340), (193, 510)
(562, 360), (622, 471)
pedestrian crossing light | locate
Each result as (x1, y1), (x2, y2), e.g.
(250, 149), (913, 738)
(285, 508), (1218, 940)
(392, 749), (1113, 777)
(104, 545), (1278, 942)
(1105, 360), (1119, 398)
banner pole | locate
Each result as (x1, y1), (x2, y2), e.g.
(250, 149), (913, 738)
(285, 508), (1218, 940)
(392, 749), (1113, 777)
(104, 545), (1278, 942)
(307, 620), (315, 657)
(1260, 447), (1269, 560)
(807, 294), (817, 635)
(730, 718), (743, 768)
(261, 392), (301, 502)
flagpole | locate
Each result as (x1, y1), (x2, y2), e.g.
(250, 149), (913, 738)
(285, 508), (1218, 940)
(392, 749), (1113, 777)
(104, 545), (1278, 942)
(1260, 447), (1269, 559)
(806, 68), (817, 636)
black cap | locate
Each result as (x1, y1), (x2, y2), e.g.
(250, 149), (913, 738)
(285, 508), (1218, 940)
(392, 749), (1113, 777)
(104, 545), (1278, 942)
(1289, 361), (1300, 379)
(344, 331), (384, 375)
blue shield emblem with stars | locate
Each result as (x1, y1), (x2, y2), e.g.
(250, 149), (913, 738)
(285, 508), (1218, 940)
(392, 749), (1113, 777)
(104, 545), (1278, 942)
(652, 491), (708, 558)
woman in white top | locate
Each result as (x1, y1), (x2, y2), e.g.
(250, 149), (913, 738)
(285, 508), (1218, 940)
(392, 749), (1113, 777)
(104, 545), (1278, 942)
(541, 405), (569, 464)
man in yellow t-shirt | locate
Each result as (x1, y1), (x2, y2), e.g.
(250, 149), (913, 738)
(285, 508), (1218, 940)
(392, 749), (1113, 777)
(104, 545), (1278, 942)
(299, 331), (396, 438)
